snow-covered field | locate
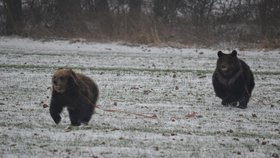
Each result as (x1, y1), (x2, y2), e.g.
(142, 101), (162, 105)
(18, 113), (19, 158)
(0, 37), (279, 158)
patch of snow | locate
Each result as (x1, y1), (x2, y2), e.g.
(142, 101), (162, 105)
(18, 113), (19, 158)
(0, 36), (279, 157)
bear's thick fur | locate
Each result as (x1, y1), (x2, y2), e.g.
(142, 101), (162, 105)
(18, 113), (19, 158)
(49, 68), (99, 126)
(212, 50), (255, 109)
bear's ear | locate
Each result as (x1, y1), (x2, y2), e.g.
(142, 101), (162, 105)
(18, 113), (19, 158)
(217, 51), (224, 58)
(231, 50), (237, 57)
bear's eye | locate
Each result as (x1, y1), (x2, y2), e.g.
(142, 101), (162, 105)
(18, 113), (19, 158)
(59, 76), (65, 81)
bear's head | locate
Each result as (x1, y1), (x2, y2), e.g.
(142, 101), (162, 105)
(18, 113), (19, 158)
(216, 50), (240, 77)
(52, 68), (78, 93)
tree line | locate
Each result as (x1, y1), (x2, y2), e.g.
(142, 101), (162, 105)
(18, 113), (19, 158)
(1, 0), (279, 47)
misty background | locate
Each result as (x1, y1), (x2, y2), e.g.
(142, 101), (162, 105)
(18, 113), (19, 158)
(1, 0), (279, 48)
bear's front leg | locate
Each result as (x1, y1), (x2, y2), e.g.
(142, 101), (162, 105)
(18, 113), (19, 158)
(49, 96), (63, 124)
(50, 110), (62, 124)
(67, 108), (82, 126)
(222, 96), (238, 107)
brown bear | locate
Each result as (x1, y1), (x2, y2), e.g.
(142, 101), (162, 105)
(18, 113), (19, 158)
(212, 50), (255, 109)
(49, 68), (99, 126)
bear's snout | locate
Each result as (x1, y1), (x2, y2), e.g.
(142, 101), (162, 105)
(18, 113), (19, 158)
(221, 64), (228, 72)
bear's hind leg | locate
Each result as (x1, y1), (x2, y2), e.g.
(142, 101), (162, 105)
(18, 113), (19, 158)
(81, 107), (94, 124)
(237, 96), (249, 109)
(68, 109), (82, 126)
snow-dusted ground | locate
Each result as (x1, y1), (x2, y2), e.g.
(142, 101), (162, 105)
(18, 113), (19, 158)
(0, 37), (279, 158)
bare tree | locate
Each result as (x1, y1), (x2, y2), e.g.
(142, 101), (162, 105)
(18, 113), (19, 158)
(95, 0), (109, 14)
(184, 0), (216, 28)
(259, 0), (280, 35)
(3, 0), (22, 35)
(129, 0), (142, 18)
(153, 0), (183, 23)
(0, 0), (279, 47)
(55, 0), (81, 19)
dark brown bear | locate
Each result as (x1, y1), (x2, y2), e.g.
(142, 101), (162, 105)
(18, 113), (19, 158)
(49, 68), (99, 126)
(212, 50), (255, 109)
